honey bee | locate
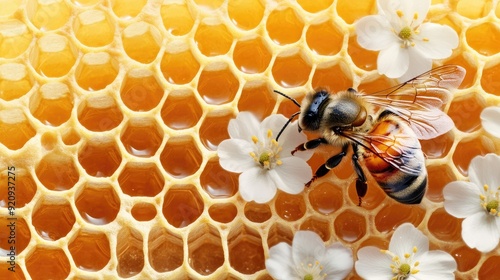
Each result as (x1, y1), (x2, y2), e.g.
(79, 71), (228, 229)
(275, 65), (465, 205)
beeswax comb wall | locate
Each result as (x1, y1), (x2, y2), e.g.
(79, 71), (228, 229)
(1, 0), (500, 279)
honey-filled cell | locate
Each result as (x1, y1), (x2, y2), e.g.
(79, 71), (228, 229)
(31, 197), (76, 241)
(0, 20), (32, 59)
(453, 0), (492, 19)
(244, 201), (272, 223)
(110, 0), (147, 19)
(35, 151), (80, 191)
(74, 9), (114, 47)
(267, 223), (294, 247)
(426, 164), (456, 202)
(297, 0), (333, 13)
(162, 185), (204, 228)
(238, 83), (276, 120)
(466, 22), (500, 56)
(160, 49), (200, 85)
(375, 203), (426, 233)
(427, 207), (462, 242)
(312, 63), (352, 92)
(453, 136), (495, 176)
(451, 245), (481, 272)
(308, 181), (344, 215)
(333, 209), (367, 243)
(208, 203), (237, 223)
(478, 255), (500, 280)
(233, 37), (272, 74)
(26, 246), (71, 280)
(0, 169), (36, 209)
(228, 0), (264, 30)
(30, 34), (77, 77)
(272, 52), (312, 88)
(306, 20), (343, 56)
(448, 92), (485, 132)
(121, 69), (164, 112)
(299, 217), (331, 241)
(75, 182), (120, 225)
(116, 227), (144, 278)
(228, 225), (265, 275)
(275, 192), (306, 221)
(78, 138), (122, 177)
(420, 130), (454, 159)
(0, 216), (30, 255)
(0, 0), (21, 18)
(26, 0), (71, 31)
(118, 163), (164, 197)
(199, 112), (234, 151)
(68, 230), (111, 272)
(120, 118), (163, 158)
(160, 3), (194, 36)
(122, 22), (161, 64)
(481, 62), (500, 96)
(75, 52), (119, 91)
(188, 224), (225, 275)
(148, 227), (183, 272)
(266, 8), (304, 45)
(200, 158), (238, 199)
(30, 82), (73, 126)
(195, 23), (233, 57)
(160, 137), (203, 179)
(161, 91), (203, 130)
(347, 35), (378, 71)
(77, 95), (124, 132)
(336, 0), (376, 24)
(0, 109), (36, 150)
(0, 63), (33, 101)
(197, 64), (240, 105)
(443, 54), (477, 88)
(0, 262), (26, 280)
(131, 203), (157, 221)
(347, 177), (387, 210)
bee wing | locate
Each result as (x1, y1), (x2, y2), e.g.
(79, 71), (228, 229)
(343, 131), (423, 176)
(359, 65), (465, 139)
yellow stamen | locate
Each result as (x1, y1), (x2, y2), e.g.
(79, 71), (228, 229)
(423, 38), (429, 42)
(484, 184), (489, 191)
(276, 160), (283, 166)
(413, 246), (418, 253)
(267, 129), (273, 138)
(397, 10), (404, 17)
(252, 135), (259, 144)
(413, 12), (418, 20)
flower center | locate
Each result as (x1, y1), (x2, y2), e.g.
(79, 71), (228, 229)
(299, 260), (326, 280)
(394, 10), (428, 48)
(382, 246), (420, 280)
(398, 26), (412, 40)
(249, 129), (283, 170)
(480, 184), (500, 216)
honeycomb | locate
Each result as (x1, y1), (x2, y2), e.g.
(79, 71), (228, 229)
(1, 0), (500, 279)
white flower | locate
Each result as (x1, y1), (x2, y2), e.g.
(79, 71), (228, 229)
(355, 223), (457, 280)
(443, 154), (500, 253)
(266, 231), (353, 280)
(481, 106), (500, 138)
(217, 112), (312, 203)
(355, 0), (458, 81)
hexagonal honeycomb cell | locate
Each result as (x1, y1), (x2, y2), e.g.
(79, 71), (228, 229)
(2, 1), (500, 279)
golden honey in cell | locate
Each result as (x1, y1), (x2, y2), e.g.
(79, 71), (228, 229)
(75, 183), (120, 225)
(299, 217), (331, 241)
(233, 38), (272, 74)
(68, 231), (111, 271)
(118, 163), (164, 196)
(148, 227), (183, 272)
(121, 69), (164, 111)
(74, 10), (114, 47)
(197, 65), (239, 105)
(238, 84), (276, 120)
(244, 201), (272, 223)
(162, 185), (204, 228)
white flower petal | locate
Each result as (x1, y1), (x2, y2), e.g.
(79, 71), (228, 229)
(259, 113), (287, 140)
(378, 44), (410, 79)
(269, 157), (312, 195)
(462, 212), (500, 253)
(389, 223), (428, 259)
(481, 106), (500, 138)
(355, 15), (397, 51)
(355, 246), (393, 279)
(279, 121), (309, 156)
(266, 242), (298, 280)
(217, 139), (256, 173)
(239, 167), (277, 203)
(398, 49), (432, 82)
(320, 243), (353, 280)
(468, 154), (500, 193)
(292, 231), (326, 267)
(228, 111), (260, 140)
(443, 181), (482, 218)
(378, 0), (430, 27)
(413, 250), (456, 280)
(414, 23), (458, 59)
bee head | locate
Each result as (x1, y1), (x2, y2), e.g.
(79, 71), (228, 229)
(300, 90), (330, 131)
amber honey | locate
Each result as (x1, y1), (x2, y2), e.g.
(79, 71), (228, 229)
(1, 0), (500, 279)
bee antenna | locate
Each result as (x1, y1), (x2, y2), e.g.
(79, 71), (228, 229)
(273, 90), (301, 108)
(276, 111), (301, 142)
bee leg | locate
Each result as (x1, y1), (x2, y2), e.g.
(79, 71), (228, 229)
(352, 144), (367, 206)
(291, 138), (328, 155)
(305, 144), (349, 187)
